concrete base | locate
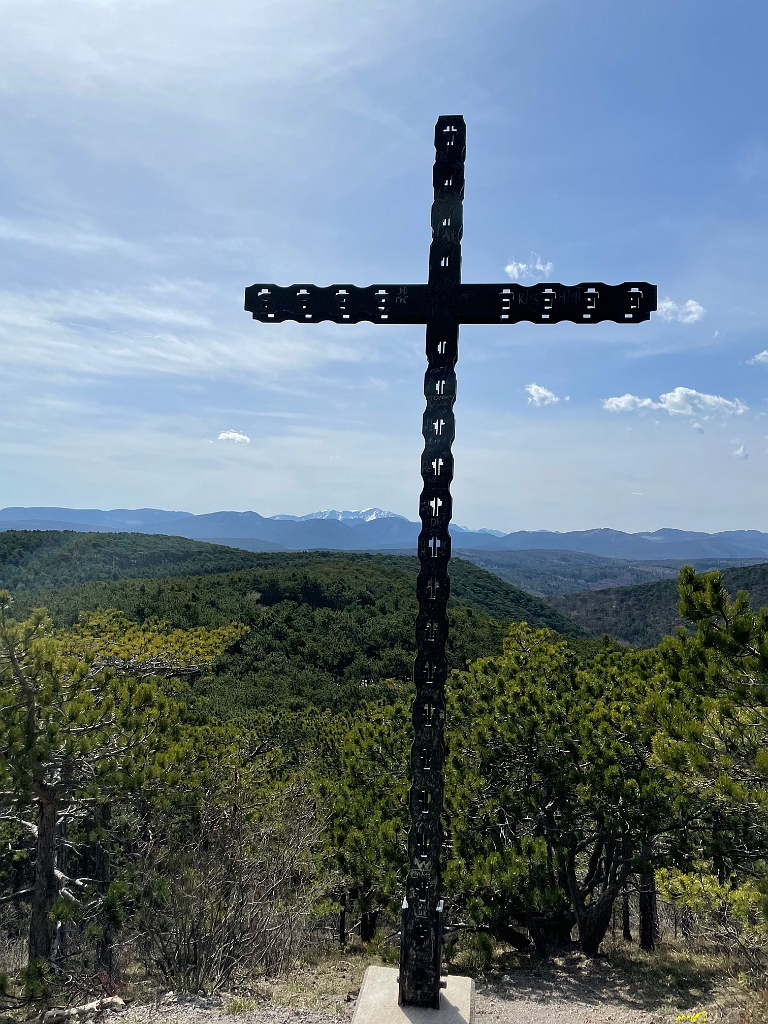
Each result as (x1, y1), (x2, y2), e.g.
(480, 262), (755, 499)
(352, 966), (474, 1023)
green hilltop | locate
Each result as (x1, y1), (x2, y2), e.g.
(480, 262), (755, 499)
(3, 532), (581, 716)
(0, 529), (265, 590)
(546, 560), (768, 647)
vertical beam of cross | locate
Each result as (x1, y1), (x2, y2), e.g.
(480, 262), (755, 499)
(398, 115), (465, 1008)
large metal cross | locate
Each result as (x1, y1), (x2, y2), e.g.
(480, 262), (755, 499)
(245, 115), (656, 1009)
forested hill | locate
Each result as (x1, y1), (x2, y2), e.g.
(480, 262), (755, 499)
(0, 530), (267, 590)
(2, 532), (577, 634)
(6, 548), (581, 715)
(9, 549), (579, 634)
(546, 561), (768, 647)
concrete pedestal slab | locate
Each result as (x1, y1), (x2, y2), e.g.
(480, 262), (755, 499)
(351, 966), (474, 1023)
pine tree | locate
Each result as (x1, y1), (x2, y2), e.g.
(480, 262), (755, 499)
(0, 592), (172, 966)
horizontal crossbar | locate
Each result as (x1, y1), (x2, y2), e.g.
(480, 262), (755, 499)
(245, 282), (657, 325)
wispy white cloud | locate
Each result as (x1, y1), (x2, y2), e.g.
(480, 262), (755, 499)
(0, 216), (149, 258)
(692, 422), (704, 433)
(526, 383), (559, 406)
(0, 284), (370, 381)
(0, 0), (404, 98)
(656, 297), (706, 323)
(603, 387), (747, 417)
(748, 350), (768, 365)
(218, 430), (250, 443)
(505, 253), (554, 281)
(733, 445), (748, 460)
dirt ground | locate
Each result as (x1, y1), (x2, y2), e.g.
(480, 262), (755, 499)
(115, 943), (747, 1024)
(473, 946), (733, 1024)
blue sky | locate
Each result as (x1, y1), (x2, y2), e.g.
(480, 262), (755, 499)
(1, 0), (766, 532)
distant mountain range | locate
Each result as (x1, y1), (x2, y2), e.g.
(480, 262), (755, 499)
(3, 506), (768, 561)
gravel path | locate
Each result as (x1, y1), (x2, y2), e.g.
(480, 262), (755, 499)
(474, 963), (662, 1024)
(473, 950), (719, 1024)
(475, 994), (659, 1024)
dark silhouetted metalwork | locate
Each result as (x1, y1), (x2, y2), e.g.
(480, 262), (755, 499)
(245, 115), (657, 1010)
(244, 280), (655, 325)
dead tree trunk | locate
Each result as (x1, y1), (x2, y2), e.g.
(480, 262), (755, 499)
(622, 882), (632, 942)
(638, 871), (657, 951)
(29, 794), (57, 964)
(50, 820), (69, 968)
(338, 892), (347, 947)
(94, 803), (115, 981)
(638, 841), (657, 951)
(360, 910), (378, 943)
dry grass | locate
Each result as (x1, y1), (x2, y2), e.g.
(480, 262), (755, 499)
(265, 945), (374, 1017)
(604, 941), (734, 1009)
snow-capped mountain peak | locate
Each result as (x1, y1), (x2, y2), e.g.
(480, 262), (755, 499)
(270, 508), (410, 523)
(451, 524), (507, 537)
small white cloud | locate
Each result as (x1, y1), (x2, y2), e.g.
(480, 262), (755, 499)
(505, 253), (554, 281)
(692, 422), (704, 433)
(217, 429), (250, 443)
(602, 394), (657, 413)
(603, 386), (747, 418)
(656, 297), (706, 323)
(679, 300), (706, 324)
(525, 382), (559, 406)
(714, 330), (719, 338)
(733, 445), (749, 460)
(748, 350), (768, 365)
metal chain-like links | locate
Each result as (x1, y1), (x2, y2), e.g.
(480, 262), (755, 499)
(399, 115), (466, 1009)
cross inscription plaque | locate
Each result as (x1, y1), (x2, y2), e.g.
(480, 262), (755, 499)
(245, 115), (657, 1009)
